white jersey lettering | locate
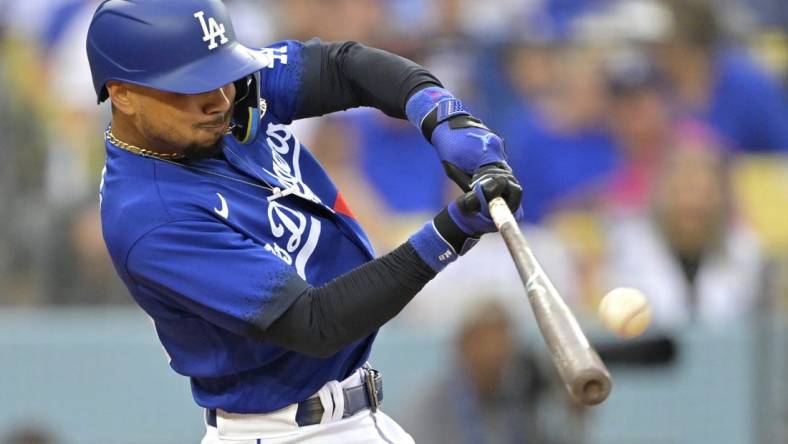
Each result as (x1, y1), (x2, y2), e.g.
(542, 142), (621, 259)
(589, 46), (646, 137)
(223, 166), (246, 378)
(260, 46), (288, 68)
(263, 123), (320, 203)
(265, 201), (319, 278)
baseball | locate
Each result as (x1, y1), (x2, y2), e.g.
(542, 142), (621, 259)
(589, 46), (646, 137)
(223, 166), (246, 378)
(598, 288), (651, 338)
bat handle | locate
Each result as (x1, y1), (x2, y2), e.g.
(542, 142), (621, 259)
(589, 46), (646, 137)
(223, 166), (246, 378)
(488, 197), (517, 229)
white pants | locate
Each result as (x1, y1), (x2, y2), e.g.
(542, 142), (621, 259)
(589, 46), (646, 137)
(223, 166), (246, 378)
(201, 368), (414, 444)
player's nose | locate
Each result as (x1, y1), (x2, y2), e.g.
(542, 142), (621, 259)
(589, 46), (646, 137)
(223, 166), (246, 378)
(201, 83), (235, 115)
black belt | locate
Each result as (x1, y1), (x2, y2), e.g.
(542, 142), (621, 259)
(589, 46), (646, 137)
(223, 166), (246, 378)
(206, 368), (383, 428)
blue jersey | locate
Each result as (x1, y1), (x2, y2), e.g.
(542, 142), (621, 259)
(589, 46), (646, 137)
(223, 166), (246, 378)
(100, 41), (377, 413)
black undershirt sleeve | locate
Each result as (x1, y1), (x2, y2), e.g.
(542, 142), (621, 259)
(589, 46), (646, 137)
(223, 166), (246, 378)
(256, 242), (436, 357)
(295, 39), (441, 120)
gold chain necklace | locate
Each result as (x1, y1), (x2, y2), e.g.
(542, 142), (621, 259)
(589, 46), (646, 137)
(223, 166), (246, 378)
(103, 127), (285, 195)
(103, 126), (310, 203)
(105, 128), (187, 161)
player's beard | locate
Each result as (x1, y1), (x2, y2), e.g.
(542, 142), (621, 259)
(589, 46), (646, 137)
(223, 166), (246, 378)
(184, 111), (234, 160)
(138, 109), (233, 161)
(181, 137), (225, 161)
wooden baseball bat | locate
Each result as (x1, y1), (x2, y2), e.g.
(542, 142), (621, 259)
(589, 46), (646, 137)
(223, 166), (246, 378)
(488, 197), (612, 405)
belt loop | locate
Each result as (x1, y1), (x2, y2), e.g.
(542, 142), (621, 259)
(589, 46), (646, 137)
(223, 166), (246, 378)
(317, 384), (334, 424)
(328, 380), (344, 422)
(364, 368), (380, 413)
(317, 380), (345, 424)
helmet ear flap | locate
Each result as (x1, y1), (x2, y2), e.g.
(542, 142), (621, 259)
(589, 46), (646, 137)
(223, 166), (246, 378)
(231, 72), (263, 144)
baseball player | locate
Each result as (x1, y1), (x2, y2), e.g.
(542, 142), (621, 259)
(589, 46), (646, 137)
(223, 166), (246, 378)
(87, 1), (523, 442)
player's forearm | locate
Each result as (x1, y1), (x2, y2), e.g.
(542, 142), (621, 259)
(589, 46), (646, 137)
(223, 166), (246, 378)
(257, 242), (436, 357)
(295, 40), (441, 119)
(255, 168), (522, 358)
(255, 200), (490, 357)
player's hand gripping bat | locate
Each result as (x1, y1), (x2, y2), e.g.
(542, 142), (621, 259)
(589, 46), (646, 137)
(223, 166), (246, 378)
(488, 197), (612, 405)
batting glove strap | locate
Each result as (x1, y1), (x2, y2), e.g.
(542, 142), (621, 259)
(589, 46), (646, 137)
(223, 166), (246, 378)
(420, 101), (478, 142)
(434, 207), (480, 255)
(409, 212), (478, 273)
(405, 86), (454, 127)
(406, 87), (473, 139)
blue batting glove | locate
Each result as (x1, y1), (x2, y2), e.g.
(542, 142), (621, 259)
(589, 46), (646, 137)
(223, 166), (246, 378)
(409, 165), (523, 272)
(450, 164), (524, 235)
(406, 86), (510, 191)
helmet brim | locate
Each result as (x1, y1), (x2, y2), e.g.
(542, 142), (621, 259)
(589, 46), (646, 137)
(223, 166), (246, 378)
(100, 42), (268, 100)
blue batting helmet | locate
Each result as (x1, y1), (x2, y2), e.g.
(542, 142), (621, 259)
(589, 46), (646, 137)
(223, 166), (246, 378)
(86, 0), (267, 142)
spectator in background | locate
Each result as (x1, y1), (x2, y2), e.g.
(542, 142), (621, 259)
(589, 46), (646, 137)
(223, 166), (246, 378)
(603, 50), (672, 213)
(401, 299), (584, 444)
(656, 0), (788, 152)
(603, 122), (765, 328)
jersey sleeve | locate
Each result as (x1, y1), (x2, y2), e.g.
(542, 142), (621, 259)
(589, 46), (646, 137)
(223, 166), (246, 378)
(125, 219), (309, 337)
(258, 40), (308, 124)
(258, 39), (441, 124)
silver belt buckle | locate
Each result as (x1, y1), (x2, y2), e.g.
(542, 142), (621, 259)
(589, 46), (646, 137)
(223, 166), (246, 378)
(364, 367), (381, 413)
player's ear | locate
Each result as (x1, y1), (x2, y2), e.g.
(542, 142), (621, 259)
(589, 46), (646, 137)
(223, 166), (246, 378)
(106, 81), (135, 116)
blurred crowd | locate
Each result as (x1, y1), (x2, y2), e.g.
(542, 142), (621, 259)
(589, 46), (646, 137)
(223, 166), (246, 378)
(0, 0), (787, 442)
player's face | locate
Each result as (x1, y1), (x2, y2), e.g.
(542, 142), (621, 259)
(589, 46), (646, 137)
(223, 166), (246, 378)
(124, 82), (237, 159)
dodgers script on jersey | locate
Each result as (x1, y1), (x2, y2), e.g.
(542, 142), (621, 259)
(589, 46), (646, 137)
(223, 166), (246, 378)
(100, 40), (378, 413)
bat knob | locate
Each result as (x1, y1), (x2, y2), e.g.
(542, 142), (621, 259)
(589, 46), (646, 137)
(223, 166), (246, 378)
(581, 380), (608, 405)
(571, 369), (612, 405)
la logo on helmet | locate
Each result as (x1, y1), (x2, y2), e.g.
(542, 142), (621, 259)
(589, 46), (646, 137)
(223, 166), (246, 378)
(194, 11), (229, 50)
